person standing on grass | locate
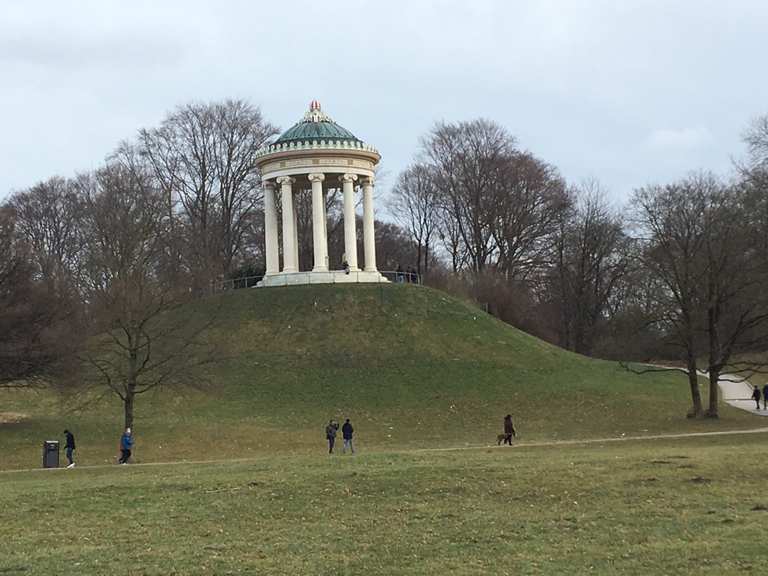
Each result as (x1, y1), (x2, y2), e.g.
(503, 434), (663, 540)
(63, 429), (76, 468)
(325, 420), (339, 454)
(763, 384), (768, 411)
(342, 418), (355, 454)
(503, 414), (516, 445)
(118, 427), (133, 464)
(752, 386), (762, 410)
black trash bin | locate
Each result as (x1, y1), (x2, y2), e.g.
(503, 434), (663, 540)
(43, 440), (59, 468)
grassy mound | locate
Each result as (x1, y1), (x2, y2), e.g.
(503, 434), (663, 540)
(0, 284), (759, 469)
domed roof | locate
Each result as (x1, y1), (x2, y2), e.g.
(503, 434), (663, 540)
(273, 101), (362, 145)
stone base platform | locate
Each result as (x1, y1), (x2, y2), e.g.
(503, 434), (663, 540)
(256, 270), (389, 287)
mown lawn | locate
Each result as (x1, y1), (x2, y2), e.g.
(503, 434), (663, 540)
(0, 284), (762, 471)
(2, 434), (767, 575)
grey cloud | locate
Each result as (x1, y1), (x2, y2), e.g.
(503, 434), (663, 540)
(0, 29), (186, 69)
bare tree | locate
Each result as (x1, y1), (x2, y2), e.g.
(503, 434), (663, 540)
(389, 163), (441, 276)
(551, 181), (632, 355)
(630, 172), (768, 417)
(422, 119), (567, 277)
(698, 177), (768, 416)
(76, 157), (218, 429)
(7, 176), (85, 293)
(423, 119), (513, 272)
(630, 178), (709, 416)
(138, 99), (278, 293)
(491, 151), (569, 279)
(0, 206), (80, 387)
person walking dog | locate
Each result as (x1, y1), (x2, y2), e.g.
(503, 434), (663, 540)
(502, 414), (517, 445)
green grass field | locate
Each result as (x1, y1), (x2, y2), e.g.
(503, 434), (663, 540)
(2, 284), (767, 574)
(0, 284), (761, 471)
(2, 434), (767, 575)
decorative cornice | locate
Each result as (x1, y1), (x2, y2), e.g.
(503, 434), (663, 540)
(256, 139), (380, 160)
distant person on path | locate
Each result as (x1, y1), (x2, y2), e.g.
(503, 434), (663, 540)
(396, 264), (404, 283)
(752, 386), (761, 410)
(502, 414), (516, 445)
(763, 384), (768, 411)
(326, 420), (339, 454)
(342, 418), (355, 454)
(63, 429), (76, 468)
(118, 427), (133, 464)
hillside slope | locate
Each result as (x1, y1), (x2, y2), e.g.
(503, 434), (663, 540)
(0, 284), (758, 469)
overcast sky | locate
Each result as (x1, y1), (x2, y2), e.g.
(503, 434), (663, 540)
(1, 0), (766, 205)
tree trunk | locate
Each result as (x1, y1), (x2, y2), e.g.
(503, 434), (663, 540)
(125, 345), (138, 430)
(706, 304), (721, 418)
(706, 368), (720, 418)
(686, 351), (703, 417)
(124, 388), (135, 430)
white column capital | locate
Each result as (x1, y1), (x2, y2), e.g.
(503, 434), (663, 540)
(362, 176), (374, 187)
(263, 179), (276, 190)
(308, 172), (326, 183)
(276, 176), (295, 186)
(339, 173), (358, 184)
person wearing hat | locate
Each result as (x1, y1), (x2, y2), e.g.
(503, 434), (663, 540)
(63, 429), (76, 468)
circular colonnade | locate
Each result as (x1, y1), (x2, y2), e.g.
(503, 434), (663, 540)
(255, 101), (386, 287)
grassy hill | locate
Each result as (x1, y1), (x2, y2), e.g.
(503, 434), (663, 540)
(0, 284), (760, 470)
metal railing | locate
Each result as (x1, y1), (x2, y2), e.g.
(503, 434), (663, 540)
(219, 270), (422, 291)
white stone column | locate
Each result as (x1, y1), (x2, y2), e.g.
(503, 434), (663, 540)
(322, 190), (329, 269)
(263, 180), (279, 275)
(341, 173), (359, 271)
(362, 177), (377, 272)
(308, 173), (328, 272)
(292, 191), (299, 271)
(277, 176), (296, 273)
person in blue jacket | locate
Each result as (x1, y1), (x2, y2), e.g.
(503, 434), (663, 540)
(119, 427), (134, 464)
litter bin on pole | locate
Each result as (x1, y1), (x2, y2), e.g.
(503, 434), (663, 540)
(43, 440), (59, 468)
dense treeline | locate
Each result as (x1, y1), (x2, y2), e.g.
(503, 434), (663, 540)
(390, 116), (768, 417)
(1, 99), (767, 420)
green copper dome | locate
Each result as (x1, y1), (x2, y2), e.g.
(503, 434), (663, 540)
(273, 101), (362, 145)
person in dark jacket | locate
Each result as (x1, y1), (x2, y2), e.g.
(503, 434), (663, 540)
(63, 429), (76, 468)
(118, 427), (133, 464)
(763, 384), (768, 411)
(341, 418), (355, 454)
(752, 386), (762, 410)
(325, 420), (339, 454)
(502, 414), (516, 445)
